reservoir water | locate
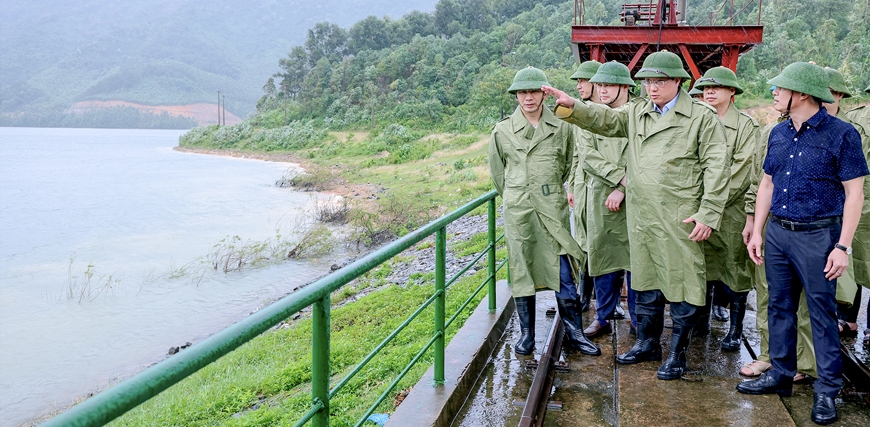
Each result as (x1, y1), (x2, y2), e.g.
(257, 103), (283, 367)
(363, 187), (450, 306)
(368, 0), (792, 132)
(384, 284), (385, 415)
(0, 127), (339, 425)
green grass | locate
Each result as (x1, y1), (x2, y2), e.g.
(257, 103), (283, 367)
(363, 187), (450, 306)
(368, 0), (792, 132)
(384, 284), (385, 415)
(109, 241), (508, 427)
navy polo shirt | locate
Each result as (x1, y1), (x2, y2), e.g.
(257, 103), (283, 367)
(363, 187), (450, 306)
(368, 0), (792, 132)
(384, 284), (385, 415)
(763, 108), (869, 222)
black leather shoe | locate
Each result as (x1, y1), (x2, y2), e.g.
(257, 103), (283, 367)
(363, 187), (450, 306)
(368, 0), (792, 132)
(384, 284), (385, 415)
(735, 372), (792, 396)
(811, 393), (837, 425)
(513, 296), (535, 355)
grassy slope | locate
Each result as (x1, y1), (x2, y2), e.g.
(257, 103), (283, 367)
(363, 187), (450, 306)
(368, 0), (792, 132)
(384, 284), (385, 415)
(108, 130), (505, 426)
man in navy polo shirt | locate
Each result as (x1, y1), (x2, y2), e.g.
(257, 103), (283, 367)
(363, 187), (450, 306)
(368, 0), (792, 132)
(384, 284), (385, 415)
(740, 62), (868, 426)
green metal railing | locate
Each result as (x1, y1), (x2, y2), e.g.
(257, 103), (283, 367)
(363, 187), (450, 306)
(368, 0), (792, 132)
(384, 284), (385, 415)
(42, 190), (506, 427)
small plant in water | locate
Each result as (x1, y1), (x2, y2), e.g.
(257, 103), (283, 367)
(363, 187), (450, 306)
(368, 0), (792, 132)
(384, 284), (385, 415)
(65, 256), (121, 302)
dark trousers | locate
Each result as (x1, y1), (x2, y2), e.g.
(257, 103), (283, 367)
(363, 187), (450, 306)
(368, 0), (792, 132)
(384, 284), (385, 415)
(765, 219), (842, 398)
(593, 271), (635, 324)
(635, 288), (699, 329)
(555, 255), (579, 300)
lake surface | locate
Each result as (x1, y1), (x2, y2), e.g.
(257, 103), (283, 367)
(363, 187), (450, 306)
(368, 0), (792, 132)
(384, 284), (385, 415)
(0, 127), (339, 425)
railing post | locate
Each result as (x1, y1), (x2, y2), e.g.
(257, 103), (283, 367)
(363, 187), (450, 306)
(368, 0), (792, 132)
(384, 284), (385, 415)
(434, 227), (446, 385)
(487, 197), (497, 312)
(312, 295), (330, 427)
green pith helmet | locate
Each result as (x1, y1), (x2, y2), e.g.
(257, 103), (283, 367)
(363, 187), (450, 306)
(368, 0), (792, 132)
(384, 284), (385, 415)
(767, 62), (834, 104)
(688, 83), (703, 96)
(507, 66), (550, 94)
(635, 51), (691, 79)
(570, 60), (602, 80)
(589, 61), (636, 87)
(694, 66), (743, 95)
(824, 67), (852, 98)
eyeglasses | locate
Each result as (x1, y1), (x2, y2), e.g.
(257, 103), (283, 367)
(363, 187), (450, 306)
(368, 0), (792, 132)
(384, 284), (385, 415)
(641, 79), (669, 88)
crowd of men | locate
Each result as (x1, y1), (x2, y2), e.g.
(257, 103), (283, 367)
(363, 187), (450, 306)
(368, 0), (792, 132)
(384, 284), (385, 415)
(488, 51), (870, 425)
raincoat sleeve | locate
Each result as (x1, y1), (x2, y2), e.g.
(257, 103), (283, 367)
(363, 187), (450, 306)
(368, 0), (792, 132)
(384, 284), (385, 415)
(489, 130), (506, 197)
(727, 116), (760, 209)
(567, 139), (579, 190)
(554, 99), (629, 138)
(581, 134), (625, 189)
(692, 114), (730, 229)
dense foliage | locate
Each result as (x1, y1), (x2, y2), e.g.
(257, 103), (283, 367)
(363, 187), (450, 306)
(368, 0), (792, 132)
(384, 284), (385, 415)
(228, 0), (869, 138)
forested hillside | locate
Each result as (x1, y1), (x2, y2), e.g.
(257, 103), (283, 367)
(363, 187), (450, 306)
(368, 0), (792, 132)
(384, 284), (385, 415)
(183, 0), (868, 142)
(0, 0), (436, 128)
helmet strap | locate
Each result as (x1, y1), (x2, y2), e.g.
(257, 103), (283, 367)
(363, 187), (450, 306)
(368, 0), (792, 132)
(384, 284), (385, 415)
(606, 86), (622, 106)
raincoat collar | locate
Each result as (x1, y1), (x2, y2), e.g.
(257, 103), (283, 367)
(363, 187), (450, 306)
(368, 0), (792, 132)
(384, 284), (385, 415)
(722, 103), (740, 130)
(509, 106), (558, 148)
(642, 89), (693, 119)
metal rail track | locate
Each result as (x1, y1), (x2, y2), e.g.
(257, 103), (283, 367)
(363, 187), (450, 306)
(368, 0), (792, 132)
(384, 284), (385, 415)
(518, 312), (565, 427)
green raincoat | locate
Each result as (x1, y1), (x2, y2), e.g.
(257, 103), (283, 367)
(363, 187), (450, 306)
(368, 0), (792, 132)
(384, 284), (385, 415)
(577, 123), (631, 276)
(704, 104), (759, 293)
(555, 89), (730, 306)
(845, 105), (870, 289)
(567, 127), (590, 252)
(489, 107), (587, 298)
(746, 119), (858, 304)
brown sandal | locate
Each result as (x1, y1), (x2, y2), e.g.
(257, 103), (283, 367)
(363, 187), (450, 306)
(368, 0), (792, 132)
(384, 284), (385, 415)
(740, 360), (772, 377)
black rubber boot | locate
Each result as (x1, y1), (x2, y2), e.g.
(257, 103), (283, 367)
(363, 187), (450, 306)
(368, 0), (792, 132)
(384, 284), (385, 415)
(557, 297), (601, 356)
(578, 269), (594, 312)
(657, 325), (693, 380)
(514, 296), (535, 355)
(616, 312), (663, 364)
(693, 282), (713, 338)
(721, 292), (748, 352)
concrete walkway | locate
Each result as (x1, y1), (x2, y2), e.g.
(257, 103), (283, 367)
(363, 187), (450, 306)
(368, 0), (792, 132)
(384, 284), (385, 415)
(449, 290), (870, 426)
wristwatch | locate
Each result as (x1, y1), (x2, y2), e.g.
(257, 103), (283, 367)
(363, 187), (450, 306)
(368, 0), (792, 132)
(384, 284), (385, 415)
(835, 243), (853, 255)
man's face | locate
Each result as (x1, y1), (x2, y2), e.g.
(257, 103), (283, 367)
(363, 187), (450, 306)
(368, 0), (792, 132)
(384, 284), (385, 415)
(772, 86), (793, 113)
(643, 78), (680, 107)
(576, 79), (594, 100)
(516, 90), (544, 114)
(596, 83), (624, 104)
(703, 86), (735, 109)
(830, 90), (845, 106)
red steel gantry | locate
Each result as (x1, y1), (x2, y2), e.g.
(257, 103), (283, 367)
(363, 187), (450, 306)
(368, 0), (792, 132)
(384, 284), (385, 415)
(572, 0), (764, 81)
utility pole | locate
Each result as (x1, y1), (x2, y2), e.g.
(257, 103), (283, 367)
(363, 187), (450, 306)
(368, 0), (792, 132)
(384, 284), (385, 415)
(222, 95), (226, 126)
(217, 91), (221, 126)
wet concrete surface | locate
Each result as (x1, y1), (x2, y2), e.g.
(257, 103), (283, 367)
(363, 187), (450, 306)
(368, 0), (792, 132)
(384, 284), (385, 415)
(451, 290), (870, 426)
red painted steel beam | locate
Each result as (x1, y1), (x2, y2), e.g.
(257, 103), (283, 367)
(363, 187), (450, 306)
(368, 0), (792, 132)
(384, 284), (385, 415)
(571, 25), (763, 45)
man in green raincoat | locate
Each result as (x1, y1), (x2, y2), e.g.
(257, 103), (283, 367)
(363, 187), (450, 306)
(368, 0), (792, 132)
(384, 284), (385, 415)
(489, 67), (600, 357)
(572, 61), (637, 338)
(566, 60), (602, 313)
(542, 51), (730, 380)
(692, 67), (759, 352)
(845, 83), (870, 343)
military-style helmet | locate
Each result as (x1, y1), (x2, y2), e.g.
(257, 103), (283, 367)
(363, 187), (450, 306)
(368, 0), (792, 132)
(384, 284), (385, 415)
(824, 67), (852, 98)
(688, 83), (703, 96)
(570, 60), (602, 80)
(508, 67), (550, 94)
(589, 61), (636, 87)
(694, 66), (743, 95)
(767, 62), (834, 104)
(635, 51), (691, 79)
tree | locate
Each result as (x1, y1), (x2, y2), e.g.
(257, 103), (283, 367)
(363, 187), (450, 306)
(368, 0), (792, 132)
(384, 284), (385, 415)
(349, 16), (391, 53)
(304, 22), (348, 66)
